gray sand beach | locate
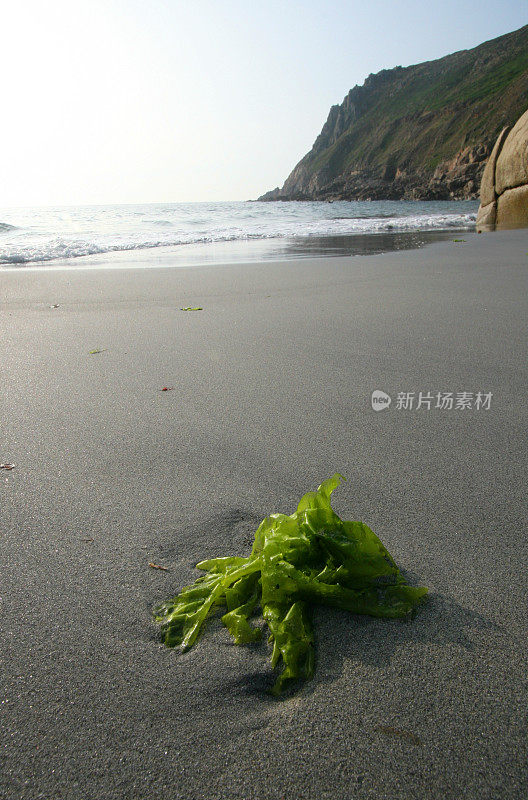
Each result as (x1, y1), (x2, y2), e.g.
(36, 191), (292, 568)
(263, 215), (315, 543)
(1, 230), (527, 799)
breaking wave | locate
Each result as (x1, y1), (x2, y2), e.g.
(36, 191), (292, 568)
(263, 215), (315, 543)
(0, 201), (477, 265)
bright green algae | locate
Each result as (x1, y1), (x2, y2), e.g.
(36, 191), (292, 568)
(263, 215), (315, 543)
(154, 474), (427, 695)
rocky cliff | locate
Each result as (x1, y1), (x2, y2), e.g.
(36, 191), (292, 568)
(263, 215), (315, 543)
(259, 25), (528, 202)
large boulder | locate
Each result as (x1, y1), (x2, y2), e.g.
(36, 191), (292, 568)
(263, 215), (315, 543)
(479, 127), (510, 206)
(495, 111), (528, 194)
(476, 200), (497, 231)
(476, 108), (528, 231)
(496, 185), (528, 229)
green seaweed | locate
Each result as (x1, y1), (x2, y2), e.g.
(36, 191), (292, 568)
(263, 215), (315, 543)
(154, 474), (427, 695)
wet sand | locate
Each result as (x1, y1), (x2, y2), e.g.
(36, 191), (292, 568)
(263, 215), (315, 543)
(1, 230), (527, 799)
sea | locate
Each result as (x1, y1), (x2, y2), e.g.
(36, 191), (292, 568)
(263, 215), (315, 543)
(0, 200), (479, 270)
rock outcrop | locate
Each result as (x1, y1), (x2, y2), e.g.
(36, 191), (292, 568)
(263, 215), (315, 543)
(476, 108), (528, 231)
(259, 25), (528, 203)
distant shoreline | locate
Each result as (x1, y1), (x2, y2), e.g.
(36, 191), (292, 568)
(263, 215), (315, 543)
(0, 229), (463, 272)
(0, 199), (477, 270)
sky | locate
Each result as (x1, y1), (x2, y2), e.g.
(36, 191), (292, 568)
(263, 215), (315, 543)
(1, 0), (527, 207)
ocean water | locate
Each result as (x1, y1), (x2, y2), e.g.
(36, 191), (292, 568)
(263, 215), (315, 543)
(0, 200), (479, 268)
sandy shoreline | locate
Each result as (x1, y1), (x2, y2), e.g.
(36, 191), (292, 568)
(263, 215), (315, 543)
(1, 231), (527, 799)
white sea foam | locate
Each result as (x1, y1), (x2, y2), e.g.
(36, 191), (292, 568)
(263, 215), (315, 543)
(0, 201), (478, 266)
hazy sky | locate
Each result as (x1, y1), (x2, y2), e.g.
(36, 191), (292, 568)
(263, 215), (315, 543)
(2, 0), (527, 206)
